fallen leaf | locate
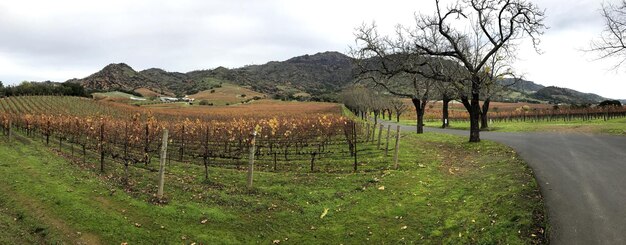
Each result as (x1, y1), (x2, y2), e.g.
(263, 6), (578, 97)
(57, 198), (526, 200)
(401, 225), (408, 230)
(320, 208), (329, 219)
(378, 186), (385, 190)
(201, 219), (208, 224)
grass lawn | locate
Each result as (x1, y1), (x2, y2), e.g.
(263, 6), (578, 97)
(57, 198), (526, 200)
(92, 91), (137, 99)
(396, 117), (626, 136)
(0, 131), (546, 244)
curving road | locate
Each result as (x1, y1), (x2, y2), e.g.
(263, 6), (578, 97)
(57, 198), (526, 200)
(378, 119), (626, 245)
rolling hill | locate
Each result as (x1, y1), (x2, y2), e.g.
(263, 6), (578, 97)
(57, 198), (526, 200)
(66, 52), (618, 105)
(500, 78), (545, 93)
(184, 51), (355, 100)
(67, 63), (158, 92)
(531, 86), (608, 104)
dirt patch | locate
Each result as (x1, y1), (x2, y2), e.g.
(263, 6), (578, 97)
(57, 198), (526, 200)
(134, 88), (162, 97)
(437, 144), (481, 176)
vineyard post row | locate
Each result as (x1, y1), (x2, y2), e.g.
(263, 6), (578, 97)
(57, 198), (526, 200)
(1, 112), (410, 194)
(423, 106), (626, 123)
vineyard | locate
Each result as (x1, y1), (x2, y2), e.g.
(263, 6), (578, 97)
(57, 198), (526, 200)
(399, 100), (626, 123)
(0, 96), (398, 186)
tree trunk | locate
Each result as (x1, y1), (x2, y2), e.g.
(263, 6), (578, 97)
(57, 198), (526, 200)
(203, 157), (209, 180)
(460, 83), (481, 142)
(411, 98), (425, 134)
(480, 98), (491, 130)
(373, 110), (379, 124)
(442, 96), (451, 128)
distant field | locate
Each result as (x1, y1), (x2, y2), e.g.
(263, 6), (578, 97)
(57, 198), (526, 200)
(91, 83), (269, 107)
(150, 99), (343, 117)
(401, 99), (556, 120)
(189, 83), (266, 105)
(418, 118), (626, 136)
(134, 87), (162, 97)
(391, 100), (626, 135)
(0, 96), (137, 117)
(91, 91), (136, 103)
(0, 96), (341, 119)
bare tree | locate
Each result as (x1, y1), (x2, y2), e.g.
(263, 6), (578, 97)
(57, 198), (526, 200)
(341, 86), (375, 120)
(370, 90), (388, 124)
(351, 24), (434, 134)
(389, 98), (409, 122)
(399, 0), (545, 142)
(432, 80), (457, 128)
(477, 51), (520, 129)
(590, 0), (626, 68)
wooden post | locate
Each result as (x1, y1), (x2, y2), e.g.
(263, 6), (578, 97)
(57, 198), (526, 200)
(7, 121), (11, 141)
(100, 123), (105, 173)
(157, 129), (169, 199)
(353, 122), (358, 172)
(310, 152), (317, 172)
(247, 131), (257, 189)
(393, 125), (401, 170)
(385, 125), (391, 156)
(377, 124), (384, 149)
(365, 123), (370, 142)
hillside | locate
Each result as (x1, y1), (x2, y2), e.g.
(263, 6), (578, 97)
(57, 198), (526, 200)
(72, 52), (355, 100)
(500, 78), (545, 93)
(531, 86), (608, 104)
(186, 51), (355, 101)
(138, 68), (191, 94)
(67, 63), (158, 92)
(188, 83), (265, 105)
(67, 52), (617, 105)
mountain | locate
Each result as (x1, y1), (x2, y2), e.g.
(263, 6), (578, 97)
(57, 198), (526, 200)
(500, 78), (545, 93)
(530, 86), (609, 104)
(68, 63), (158, 92)
(69, 52), (615, 105)
(186, 51), (355, 100)
(138, 68), (197, 95)
(72, 52), (354, 100)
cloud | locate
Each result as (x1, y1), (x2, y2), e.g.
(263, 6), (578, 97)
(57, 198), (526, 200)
(0, 0), (624, 99)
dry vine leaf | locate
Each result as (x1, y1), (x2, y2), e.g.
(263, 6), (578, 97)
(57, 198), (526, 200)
(320, 208), (329, 219)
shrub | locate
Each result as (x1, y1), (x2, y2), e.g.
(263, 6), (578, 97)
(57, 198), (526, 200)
(599, 100), (622, 107)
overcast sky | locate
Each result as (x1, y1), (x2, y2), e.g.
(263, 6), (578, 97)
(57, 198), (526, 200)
(1, 0), (625, 99)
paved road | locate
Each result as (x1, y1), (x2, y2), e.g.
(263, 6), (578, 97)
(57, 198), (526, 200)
(378, 120), (626, 245)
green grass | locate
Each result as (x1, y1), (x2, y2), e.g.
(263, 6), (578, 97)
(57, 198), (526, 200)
(0, 131), (546, 244)
(92, 91), (137, 99)
(397, 117), (626, 136)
